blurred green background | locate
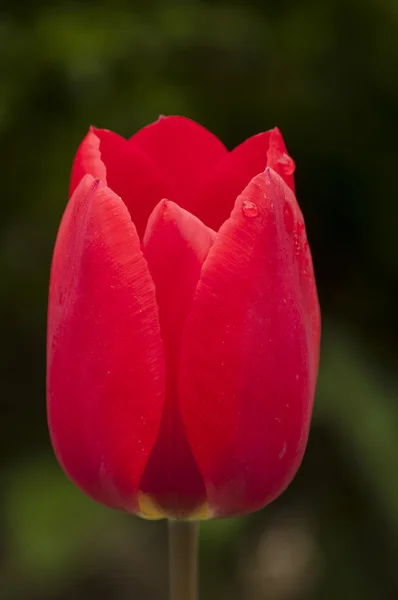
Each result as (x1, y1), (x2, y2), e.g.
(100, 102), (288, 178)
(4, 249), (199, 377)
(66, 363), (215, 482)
(1, 0), (398, 598)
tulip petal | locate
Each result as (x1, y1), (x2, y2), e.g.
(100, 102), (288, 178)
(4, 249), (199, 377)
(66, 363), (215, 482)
(139, 200), (216, 517)
(70, 128), (168, 238)
(70, 127), (107, 191)
(129, 116), (228, 208)
(47, 174), (165, 512)
(179, 168), (320, 517)
(191, 128), (295, 230)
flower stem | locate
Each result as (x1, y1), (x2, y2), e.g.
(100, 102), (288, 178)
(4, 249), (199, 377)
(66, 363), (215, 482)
(168, 520), (199, 600)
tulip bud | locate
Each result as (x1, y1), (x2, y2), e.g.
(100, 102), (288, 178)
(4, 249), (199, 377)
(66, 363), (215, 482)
(47, 116), (320, 519)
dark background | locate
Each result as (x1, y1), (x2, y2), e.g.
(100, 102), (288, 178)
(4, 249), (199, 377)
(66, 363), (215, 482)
(1, 0), (398, 598)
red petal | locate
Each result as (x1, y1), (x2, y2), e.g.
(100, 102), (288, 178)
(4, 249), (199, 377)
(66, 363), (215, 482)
(139, 200), (216, 517)
(129, 116), (227, 209)
(70, 127), (107, 193)
(70, 128), (168, 239)
(179, 168), (320, 517)
(191, 128), (295, 230)
(47, 175), (165, 512)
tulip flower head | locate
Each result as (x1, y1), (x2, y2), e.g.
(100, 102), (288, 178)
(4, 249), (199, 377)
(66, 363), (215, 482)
(47, 116), (320, 520)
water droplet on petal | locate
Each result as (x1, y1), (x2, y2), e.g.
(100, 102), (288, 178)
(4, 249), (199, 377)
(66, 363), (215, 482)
(297, 221), (305, 235)
(292, 220), (306, 257)
(283, 201), (294, 234)
(277, 153), (295, 176)
(293, 232), (301, 257)
(242, 199), (259, 218)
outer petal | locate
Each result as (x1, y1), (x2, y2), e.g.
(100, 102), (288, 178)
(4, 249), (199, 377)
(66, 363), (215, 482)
(139, 200), (216, 517)
(129, 116), (228, 209)
(191, 127), (295, 230)
(70, 128), (168, 239)
(179, 168), (320, 518)
(47, 175), (165, 512)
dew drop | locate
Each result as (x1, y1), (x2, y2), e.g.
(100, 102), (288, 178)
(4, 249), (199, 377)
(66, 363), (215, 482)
(297, 220), (305, 235)
(277, 153), (295, 176)
(283, 201), (294, 234)
(293, 232), (301, 256)
(242, 199), (259, 218)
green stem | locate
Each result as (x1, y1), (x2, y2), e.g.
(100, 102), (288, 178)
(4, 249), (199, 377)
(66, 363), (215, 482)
(168, 520), (199, 600)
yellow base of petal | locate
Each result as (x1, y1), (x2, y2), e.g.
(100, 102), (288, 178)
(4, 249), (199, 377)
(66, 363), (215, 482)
(137, 492), (211, 521)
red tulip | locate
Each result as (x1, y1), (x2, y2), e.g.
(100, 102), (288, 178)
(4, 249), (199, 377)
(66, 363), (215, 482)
(47, 116), (320, 520)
